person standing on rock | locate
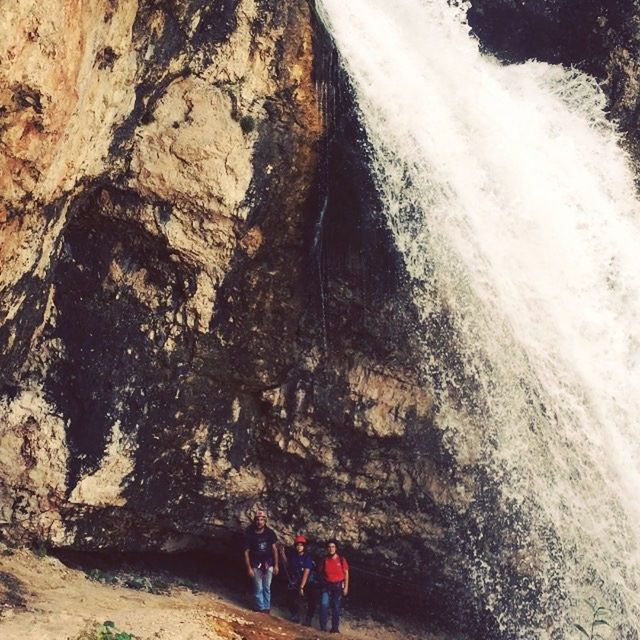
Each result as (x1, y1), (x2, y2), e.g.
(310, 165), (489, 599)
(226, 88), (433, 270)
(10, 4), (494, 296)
(280, 534), (316, 624)
(243, 509), (279, 614)
(319, 539), (349, 633)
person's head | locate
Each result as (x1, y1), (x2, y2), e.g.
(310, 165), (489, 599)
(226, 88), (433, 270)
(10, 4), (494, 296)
(253, 510), (267, 529)
(326, 539), (338, 557)
(294, 535), (307, 554)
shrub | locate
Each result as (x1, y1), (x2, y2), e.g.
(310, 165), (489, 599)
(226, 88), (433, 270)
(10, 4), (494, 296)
(240, 115), (256, 134)
(124, 576), (152, 592)
(97, 620), (134, 640)
(75, 620), (135, 640)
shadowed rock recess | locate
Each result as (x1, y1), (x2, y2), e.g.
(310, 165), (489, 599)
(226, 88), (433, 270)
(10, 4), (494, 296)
(1, 1), (639, 638)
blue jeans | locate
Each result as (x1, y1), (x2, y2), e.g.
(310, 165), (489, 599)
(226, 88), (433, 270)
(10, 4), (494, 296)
(252, 566), (274, 611)
(320, 582), (343, 631)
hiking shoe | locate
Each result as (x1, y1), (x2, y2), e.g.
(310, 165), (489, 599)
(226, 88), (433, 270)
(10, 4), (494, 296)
(330, 630), (340, 634)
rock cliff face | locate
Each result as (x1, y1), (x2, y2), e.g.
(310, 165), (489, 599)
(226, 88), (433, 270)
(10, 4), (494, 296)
(0, 0), (325, 550)
(2, 1), (640, 638)
(2, 0), (453, 625)
(0, 0), (493, 634)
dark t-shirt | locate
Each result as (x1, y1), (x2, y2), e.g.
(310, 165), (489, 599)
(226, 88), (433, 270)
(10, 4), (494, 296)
(244, 525), (278, 567)
(286, 550), (314, 584)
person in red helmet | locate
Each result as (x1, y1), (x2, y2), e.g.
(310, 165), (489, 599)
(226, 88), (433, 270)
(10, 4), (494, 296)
(280, 534), (316, 624)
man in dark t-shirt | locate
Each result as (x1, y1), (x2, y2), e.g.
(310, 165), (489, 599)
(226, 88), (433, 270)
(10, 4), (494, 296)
(243, 510), (279, 613)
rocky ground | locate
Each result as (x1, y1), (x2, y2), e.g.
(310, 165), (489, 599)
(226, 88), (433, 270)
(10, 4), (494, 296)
(0, 546), (436, 640)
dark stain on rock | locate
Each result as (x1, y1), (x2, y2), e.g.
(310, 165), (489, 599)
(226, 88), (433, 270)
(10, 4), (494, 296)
(45, 187), (195, 494)
(12, 83), (43, 115)
(0, 273), (47, 387)
(96, 46), (119, 70)
(157, 201), (172, 224)
(0, 383), (20, 400)
(191, 0), (240, 48)
(19, 417), (39, 470)
(0, 189), (82, 386)
(109, 70), (185, 157)
(109, 0), (240, 159)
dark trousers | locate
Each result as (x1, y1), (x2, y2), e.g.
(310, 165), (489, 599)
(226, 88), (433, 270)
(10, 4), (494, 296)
(287, 583), (317, 623)
(320, 582), (343, 632)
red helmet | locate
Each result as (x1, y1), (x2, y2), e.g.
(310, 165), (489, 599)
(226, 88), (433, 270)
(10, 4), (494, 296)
(294, 535), (307, 544)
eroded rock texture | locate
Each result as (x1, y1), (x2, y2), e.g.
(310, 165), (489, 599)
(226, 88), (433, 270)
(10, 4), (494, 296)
(0, 0), (323, 545)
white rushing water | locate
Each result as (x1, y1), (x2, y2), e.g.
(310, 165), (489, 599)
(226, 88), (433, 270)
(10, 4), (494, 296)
(317, 0), (640, 635)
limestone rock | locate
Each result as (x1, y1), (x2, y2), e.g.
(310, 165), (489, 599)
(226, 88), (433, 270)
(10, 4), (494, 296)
(0, 0), (138, 206)
(132, 78), (251, 213)
(0, 0), (138, 374)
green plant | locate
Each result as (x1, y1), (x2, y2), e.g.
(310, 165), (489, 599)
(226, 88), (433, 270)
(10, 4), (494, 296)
(84, 568), (169, 594)
(33, 543), (47, 558)
(93, 621), (134, 640)
(73, 620), (135, 640)
(176, 578), (198, 593)
(1, 549), (14, 557)
(575, 601), (612, 639)
(85, 568), (107, 582)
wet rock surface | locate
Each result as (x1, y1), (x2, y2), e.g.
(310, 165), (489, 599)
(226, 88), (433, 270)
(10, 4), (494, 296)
(1, 0), (320, 546)
(0, 0), (484, 634)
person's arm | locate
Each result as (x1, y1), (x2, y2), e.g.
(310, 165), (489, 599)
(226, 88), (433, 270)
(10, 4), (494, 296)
(271, 543), (280, 575)
(244, 549), (255, 578)
(343, 564), (349, 596)
(300, 567), (311, 594)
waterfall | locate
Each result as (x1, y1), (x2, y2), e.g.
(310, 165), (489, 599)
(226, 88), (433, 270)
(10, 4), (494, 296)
(317, 0), (640, 636)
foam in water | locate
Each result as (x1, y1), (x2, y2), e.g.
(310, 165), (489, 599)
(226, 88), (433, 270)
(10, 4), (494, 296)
(317, 0), (640, 635)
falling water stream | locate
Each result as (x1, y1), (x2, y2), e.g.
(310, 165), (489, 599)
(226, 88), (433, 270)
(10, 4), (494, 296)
(317, 0), (640, 636)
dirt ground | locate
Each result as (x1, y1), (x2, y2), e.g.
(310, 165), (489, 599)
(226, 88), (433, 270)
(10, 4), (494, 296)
(0, 547), (437, 640)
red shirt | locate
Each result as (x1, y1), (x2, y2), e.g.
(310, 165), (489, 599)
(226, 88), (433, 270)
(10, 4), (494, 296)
(322, 554), (349, 583)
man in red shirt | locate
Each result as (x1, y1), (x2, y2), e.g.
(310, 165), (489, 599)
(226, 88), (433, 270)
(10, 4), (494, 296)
(319, 539), (349, 633)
